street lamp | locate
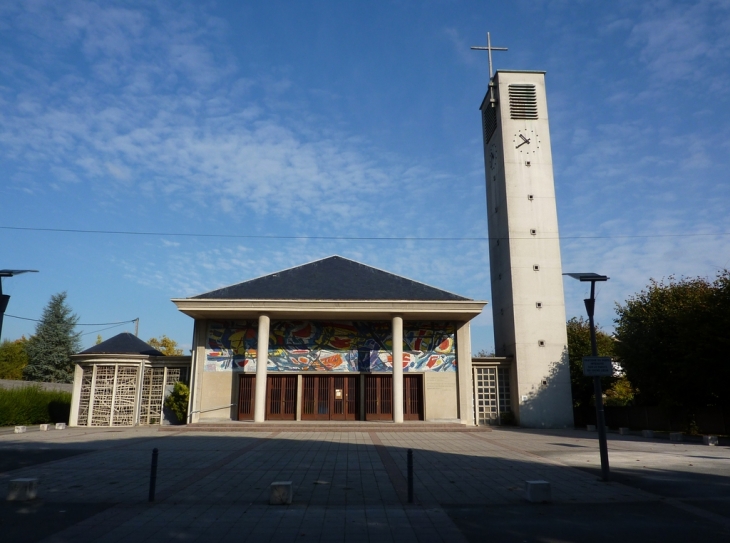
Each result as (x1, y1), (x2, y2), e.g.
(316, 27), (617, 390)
(564, 272), (610, 482)
(0, 269), (39, 341)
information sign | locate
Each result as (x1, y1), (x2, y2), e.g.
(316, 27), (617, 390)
(582, 356), (613, 377)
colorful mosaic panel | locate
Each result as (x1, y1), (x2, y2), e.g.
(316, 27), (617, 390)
(204, 320), (456, 373)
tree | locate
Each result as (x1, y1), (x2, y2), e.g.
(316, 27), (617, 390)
(95, 334), (103, 345)
(614, 272), (730, 409)
(604, 377), (637, 406)
(23, 292), (81, 383)
(148, 335), (183, 356)
(474, 348), (495, 357)
(566, 317), (617, 407)
(0, 337), (29, 379)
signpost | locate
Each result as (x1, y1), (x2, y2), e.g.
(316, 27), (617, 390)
(564, 272), (611, 482)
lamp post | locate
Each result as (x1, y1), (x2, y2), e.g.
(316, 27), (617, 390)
(564, 272), (610, 482)
(0, 269), (39, 341)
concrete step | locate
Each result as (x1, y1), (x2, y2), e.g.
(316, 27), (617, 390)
(160, 421), (492, 433)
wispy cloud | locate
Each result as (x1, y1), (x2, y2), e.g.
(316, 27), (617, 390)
(626, 0), (730, 87)
(0, 1), (457, 237)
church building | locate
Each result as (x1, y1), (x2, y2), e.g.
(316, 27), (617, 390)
(68, 64), (575, 430)
(172, 256), (486, 424)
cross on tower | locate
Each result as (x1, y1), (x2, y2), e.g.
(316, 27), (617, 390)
(471, 32), (508, 79)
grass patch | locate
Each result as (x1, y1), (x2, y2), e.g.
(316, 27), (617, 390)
(0, 385), (71, 426)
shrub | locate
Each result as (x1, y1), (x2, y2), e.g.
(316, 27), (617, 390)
(0, 385), (71, 426)
(164, 382), (189, 424)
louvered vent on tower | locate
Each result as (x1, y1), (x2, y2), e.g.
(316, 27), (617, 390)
(508, 84), (538, 119)
(482, 104), (497, 144)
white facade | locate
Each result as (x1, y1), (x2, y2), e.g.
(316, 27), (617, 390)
(481, 70), (573, 428)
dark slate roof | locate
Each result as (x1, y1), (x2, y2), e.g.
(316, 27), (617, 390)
(79, 333), (164, 356)
(193, 256), (471, 301)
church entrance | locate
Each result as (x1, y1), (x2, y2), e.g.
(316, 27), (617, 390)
(364, 374), (424, 421)
(403, 374), (424, 421)
(365, 375), (392, 420)
(237, 375), (255, 421)
(266, 375), (297, 420)
(301, 375), (358, 420)
(238, 375), (299, 421)
(237, 373), (424, 422)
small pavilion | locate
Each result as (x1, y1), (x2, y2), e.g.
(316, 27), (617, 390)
(69, 333), (190, 426)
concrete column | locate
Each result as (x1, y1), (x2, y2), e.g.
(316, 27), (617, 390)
(254, 314), (270, 423)
(87, 365), (98, 426)
(68, 364), (84, 427)
(392, 315), (404, 423)
(456, 322), (475, 425)
(190, 321), (207, 424)
(296, 374), (302, 421)
(133, 361), (145, 426)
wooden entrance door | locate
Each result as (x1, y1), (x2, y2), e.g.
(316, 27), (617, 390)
(331, 376), (357, 420)
(365, 375), (393, 420)
(403, 374), (424, 420)
(302, 375), (357, 420)
(238, 375), (256, 421)
(266, 375), (296, 420)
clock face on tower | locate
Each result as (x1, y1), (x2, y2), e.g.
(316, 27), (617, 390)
(514, 129), (540, 153)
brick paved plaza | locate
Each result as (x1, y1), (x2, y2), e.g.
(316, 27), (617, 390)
(1, 425), (729, 542)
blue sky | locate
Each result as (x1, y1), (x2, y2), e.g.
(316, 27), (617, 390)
(1, 0), (729, 354)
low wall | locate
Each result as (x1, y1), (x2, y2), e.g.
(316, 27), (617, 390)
(574, 405), (730, 435)
(0, 379), (73, 393)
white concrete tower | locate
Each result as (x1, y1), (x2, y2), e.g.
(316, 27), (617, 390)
(480, 70), (573, 428)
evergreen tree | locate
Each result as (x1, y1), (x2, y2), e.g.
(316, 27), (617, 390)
(23, 292), (81, 383)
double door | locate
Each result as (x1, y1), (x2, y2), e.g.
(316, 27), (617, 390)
(302, 375), (357, 420)
(365, 374), (423, 421)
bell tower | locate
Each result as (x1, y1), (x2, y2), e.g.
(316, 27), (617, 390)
(478, 68), (574, 428)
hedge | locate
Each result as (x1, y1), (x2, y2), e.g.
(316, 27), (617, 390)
(0, 385), (71, 426)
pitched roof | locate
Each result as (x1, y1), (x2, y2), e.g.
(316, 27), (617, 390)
(79, 332), (164, 356)
(192, 256), (471, 301)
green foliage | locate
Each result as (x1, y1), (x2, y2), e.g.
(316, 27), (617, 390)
(23, 292), (81, 383)
(604, 377), (637, 406)
(566, 317), (616, 407)
(614, 271), (730, 409)
(0, 337), (29, 379)
(164, 381), (189, 423)
(148, 335), (183, 356)
(0, 385), (71, 426)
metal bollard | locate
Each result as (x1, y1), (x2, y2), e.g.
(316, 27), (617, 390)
(149, 448), (159, 502)
(407, 448), (414, 504)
